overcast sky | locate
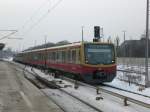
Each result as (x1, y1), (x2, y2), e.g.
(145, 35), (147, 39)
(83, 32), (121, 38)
(0, 0), (146, 51)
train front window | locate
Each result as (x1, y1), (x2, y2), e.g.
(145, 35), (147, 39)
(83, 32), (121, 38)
(84, 44), (115, 65)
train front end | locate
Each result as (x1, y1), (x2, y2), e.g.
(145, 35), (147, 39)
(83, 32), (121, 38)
(81, 42), (116, 84)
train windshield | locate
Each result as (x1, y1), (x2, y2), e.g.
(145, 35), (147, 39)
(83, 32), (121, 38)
(84, 44), (115, 65)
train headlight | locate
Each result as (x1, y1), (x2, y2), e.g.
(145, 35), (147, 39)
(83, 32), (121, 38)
(85, 57), (88, 63)
(85, 60), (88, 63)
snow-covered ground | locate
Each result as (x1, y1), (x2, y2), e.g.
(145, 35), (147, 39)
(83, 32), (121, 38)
(105, 78), (150, 98)
(25, 66), (150, 112)
(117, 58), (150, 86)
(2, 57), (13, 61)
(117, 65), (146, 85)
(3, 59), (150, 112)
(116, 64), (150, 95)
(43, 89), (98, 112)
(30, 63), (150, 99)
(107, 64), (150, 98)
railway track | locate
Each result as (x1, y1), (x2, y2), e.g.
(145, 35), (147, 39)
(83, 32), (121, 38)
(117, 69), (145, 75)
(62, 77), (150, 109)
(22, 67), (102, 112)
(9, 61), (150, 110)
(22, 64), (150, 109)
(102, 84), (150, 98)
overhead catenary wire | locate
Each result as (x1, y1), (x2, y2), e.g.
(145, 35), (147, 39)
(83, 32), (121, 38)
(0, 1), (51, 41)
(21, 0), (63, 36)
(0, 30), (18, 32)
(0, 0), (62, 48)
(0, 30), (18, 41)
(7, 37), (23, 40)
(21, 0), (52, 30)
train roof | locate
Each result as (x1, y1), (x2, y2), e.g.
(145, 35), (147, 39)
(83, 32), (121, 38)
(21, 42), (82, 54)
(20, 42), (114, 54)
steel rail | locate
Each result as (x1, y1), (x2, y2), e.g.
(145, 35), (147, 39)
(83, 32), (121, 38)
(11, 63), (103, 112)
(9, 61), (150, 109)
(31, 71), (102, 112)
(20, 68), (66, 112)
(117, 69), (145, 75)
(63, 77), (150, 109)
(102, 84), (150, 98)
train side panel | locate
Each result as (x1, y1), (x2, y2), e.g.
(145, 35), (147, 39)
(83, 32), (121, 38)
(14, 42), (116, 83)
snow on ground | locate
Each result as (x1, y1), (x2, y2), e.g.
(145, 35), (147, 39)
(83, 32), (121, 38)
(61, 85), (144, 112)
(117, 65), (146, 85)
(1, 57), (13, 61)
(28, 67), (150, 112)
(105, 78), (150, 98)
(42, 89), (98, 112)
(107, 64), (150, 98)
(29, 64), (150, 101)
(117, 64), (146, 73)
(4, 60), (150, 111)
(33, 68), (55, 81)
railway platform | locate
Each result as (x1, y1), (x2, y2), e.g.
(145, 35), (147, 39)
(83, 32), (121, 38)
(0, 61), (63, 112)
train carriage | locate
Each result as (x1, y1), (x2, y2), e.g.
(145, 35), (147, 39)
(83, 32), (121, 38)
(14, 42), (116, 84)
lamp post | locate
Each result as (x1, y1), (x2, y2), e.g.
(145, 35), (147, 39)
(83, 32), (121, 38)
(122, 31), (126, 57)
(145, 0), (150, 87)
(82, 26), (84, 43)
(44, 35), (47, 70)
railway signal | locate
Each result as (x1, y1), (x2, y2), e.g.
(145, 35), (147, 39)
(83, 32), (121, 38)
(94, 26), (100, 39)
(93, 26), (103, 42)
(93, 26), (100, 42)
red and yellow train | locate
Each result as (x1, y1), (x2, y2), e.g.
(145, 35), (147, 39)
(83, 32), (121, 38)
(14, 42), (116, 83)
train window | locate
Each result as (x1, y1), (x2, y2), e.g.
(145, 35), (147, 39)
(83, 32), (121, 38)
(30, 53), (32, 60)
(56, 51), (61, 63)
(50, 52), (52, 61)
(51, 52), (53, 61)
(84, 44), (115, 64)
(76, 49), (80, 64)
(66, 50), (68, 63)
(59, 51), (62, 63)
(72, 50), (76, 63)
(62, 51), (65, 63)
(60, 51), (62, 63)
(65, 50), (67, 63)
(38, 53), (41, 60)
(67, 50), (71, 63)
(41, 53), (43, 61)
(33, 53), (38, 60)
(39, 54), (41, 61)
(58, 51), (60, 63)
(50, 52), (52, 62)
(29, 54), (31, 60)
(49, 52), (51, 61)
(43, 54), (45, 61)
(53, 52), (56, 62)
(51, 52), (52, 61)
(47, 52), (49, 62)
(44, 52), (46, 61)
(56, 51), (58, 63)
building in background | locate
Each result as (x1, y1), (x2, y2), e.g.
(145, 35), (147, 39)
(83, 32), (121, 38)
(117, 38), (150, 57)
